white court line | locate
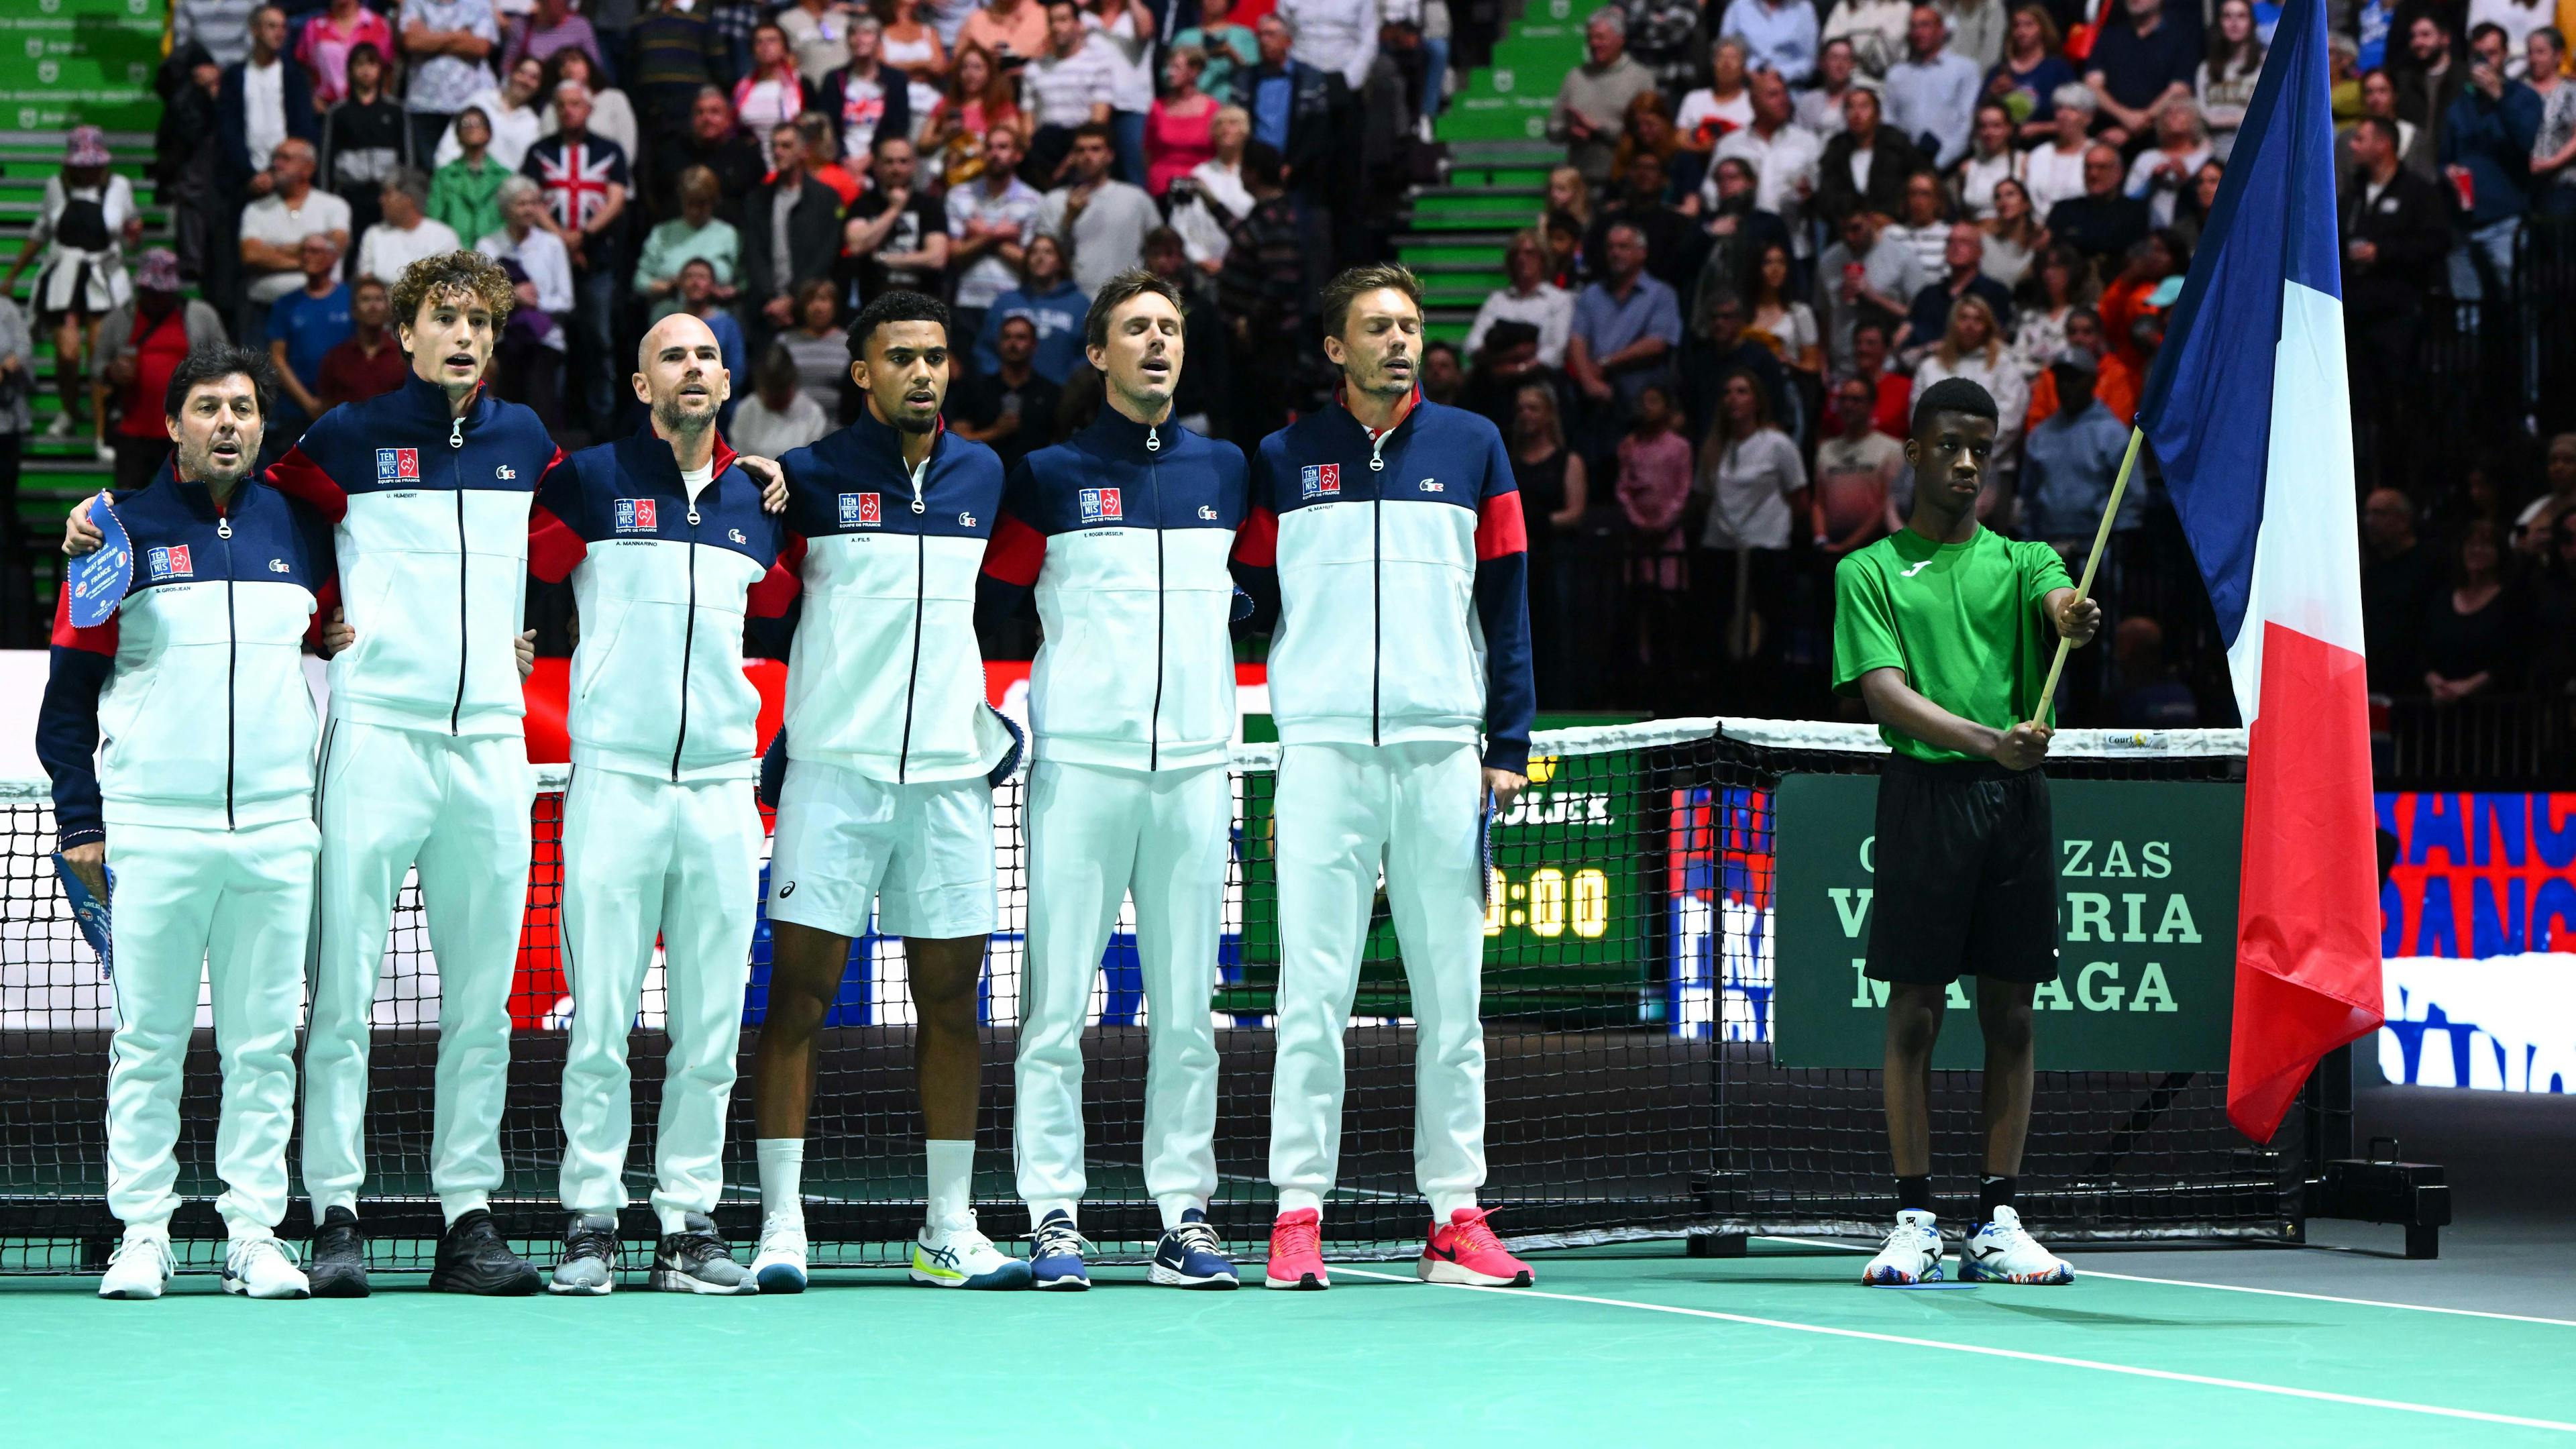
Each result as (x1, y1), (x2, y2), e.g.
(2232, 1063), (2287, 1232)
(1337, 1268), (2576, 1434)
(1753, 1236), (2576, 1329)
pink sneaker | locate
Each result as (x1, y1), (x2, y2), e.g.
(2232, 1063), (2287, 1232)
(1417, 1208), (1534, 1287)
(1264, 1208), (1329, 1291)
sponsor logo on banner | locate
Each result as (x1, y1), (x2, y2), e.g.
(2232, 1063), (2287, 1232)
(376, 447), (419, 482)
(146, 545), (193, 581)
(1300, 464), (1340, 500)
(1078, 488), (1121, 524)
(841, 492), (882, 527)
(2373, 792), (2576, 1091)
(614, 498), (658, 533)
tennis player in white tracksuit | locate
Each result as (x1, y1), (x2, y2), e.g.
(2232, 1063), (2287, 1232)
(975, 272), (1250, 1291)
(38, 352), (329, 1301)
(262, 267), (567, 1296)
(1232, 268), (1540, 1291)
(747, 291), (1028, 1294)
(526, 315), (796, 1295)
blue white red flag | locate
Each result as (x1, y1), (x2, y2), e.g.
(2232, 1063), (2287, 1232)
(2139, 0), (2381, 1141)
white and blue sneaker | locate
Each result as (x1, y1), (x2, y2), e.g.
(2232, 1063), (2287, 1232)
(1860, 1209), (1945, 1286)
(1958, 1205), (2074, 1285)
(910, 1212), (1033, 1289)
(1148, 1209), (1238, 1289)
(750, 1212), (808, 1295)
(222, 1235), (311, 1299)
(1028, 1209), (1091, 1291)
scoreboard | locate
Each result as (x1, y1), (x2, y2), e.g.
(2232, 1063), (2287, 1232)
(1218, 727), (1650, 1022)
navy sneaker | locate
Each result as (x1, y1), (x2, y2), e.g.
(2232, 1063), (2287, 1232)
(1028, 1209), (1091, 1291)
(1148, 1209), (1239, 1289)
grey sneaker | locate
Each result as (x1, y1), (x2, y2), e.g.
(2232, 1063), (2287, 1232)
(550, 1213), (619, 1295)
(651, 1214), (755, 1295)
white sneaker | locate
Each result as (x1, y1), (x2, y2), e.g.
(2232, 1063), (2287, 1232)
(910, 1212), (1032, 1289)
(1860, 1209), (1945, 1286)
(1959, 1205), (2074, 1284)
(99, 1228), (174, 1300)
(750, 1212), (809, 1295)
(43, 413), (77, 442)
(223, 1236), (312, 1299)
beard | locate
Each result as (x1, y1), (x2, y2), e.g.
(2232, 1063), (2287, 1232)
(653, 393), (716, 435)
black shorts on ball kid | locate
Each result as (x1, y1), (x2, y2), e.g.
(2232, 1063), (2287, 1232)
(1864, 753), (2061, 986)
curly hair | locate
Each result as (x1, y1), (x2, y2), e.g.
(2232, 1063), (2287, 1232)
(388, 249), (515, 332)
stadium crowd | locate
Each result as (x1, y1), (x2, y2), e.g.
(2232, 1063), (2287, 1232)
(5, 0), (2576, 727)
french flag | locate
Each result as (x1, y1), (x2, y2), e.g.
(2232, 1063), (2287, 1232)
(2139, 0), (2381, 1142)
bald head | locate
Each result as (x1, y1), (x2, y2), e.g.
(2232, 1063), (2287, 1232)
(634, 312), (731, 433)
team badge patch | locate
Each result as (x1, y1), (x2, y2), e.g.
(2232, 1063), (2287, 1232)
(146, 545), (193, 582)
(1301, 463), (1341, 500)
(614, 498), (658, 533)
(375, 447), (419, 482)
(1078, 487), (1122, 524)
(840, 492), (883, 527)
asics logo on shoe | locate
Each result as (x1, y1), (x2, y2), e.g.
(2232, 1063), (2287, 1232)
(922, 1244), (959, 1268)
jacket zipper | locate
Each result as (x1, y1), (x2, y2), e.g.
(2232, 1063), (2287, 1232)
(1146, 423), (1164, 771)
(1368, 423), (1391, 747)
(448, 411), (467, 735)
(219, 510), (237, 830)
(895, 450), (930, 783)
(671, 490), (700, 782)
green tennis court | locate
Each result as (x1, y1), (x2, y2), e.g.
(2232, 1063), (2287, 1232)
(5, 1237), (2569, 1447)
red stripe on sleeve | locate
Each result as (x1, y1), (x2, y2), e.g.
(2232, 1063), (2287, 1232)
(981, 513), (1047, 587)
(1232, 505), (1279, 567)
(748, 532), (807, 618)
(266, 445), (351, 523)
(50, 584), (118, 655)
(527, 503), (589, 583)
(1474, 490), (1528, 561)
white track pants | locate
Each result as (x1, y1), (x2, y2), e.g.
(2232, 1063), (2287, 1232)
(1014, 759), (1228, 1228)
(1267, 741), (1487, 1218)
(301, 720), (532, 1220)
(103, 818), (317, 1236)
(557, 767), (761, 1224)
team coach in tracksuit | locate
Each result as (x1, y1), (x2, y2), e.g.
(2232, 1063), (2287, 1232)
(977, 268), (1250, 1292)
(526, 313), (798, 1296)
(1232, 263), (1542, 1293)
(41, 347), (333, 1302)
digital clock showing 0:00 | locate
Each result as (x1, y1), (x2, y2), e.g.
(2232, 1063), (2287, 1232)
(1483, 867), (1613, 939)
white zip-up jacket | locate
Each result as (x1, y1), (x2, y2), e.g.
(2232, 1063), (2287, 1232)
(529, 427), (798, 783)
(1234, 394), (1536, 774)
(775, 411), (1016, 784)
(270, 372), (561, 739)
(977, 409), (1250, 773)
(39, 467), (333, 845)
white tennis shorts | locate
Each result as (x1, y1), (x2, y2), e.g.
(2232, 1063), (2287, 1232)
(765, 758), (997, 941)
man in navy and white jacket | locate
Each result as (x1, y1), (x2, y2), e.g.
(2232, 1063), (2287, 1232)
(748, 290), (1029, 1293)
(525, 314), (798, 1297)
(39, 350), (331, 1302)
(1232, 264), (1540, 1292)
(977, 270), (1249, 1292)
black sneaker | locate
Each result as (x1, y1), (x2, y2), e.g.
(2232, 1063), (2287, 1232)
(428, 1210), (542, 1295)
(651, 1214), (755, 1295)
(308, 1205), (372, 1299)
(549, 1213), (620, 1296)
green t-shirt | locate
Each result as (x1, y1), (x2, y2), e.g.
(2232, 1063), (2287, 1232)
(1831, 525), (2074, 762)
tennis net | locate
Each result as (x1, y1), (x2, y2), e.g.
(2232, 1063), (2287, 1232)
(0, 718), (2304, 1271)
